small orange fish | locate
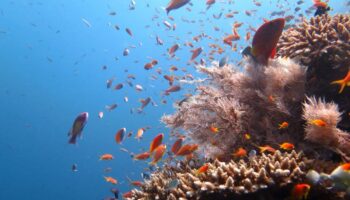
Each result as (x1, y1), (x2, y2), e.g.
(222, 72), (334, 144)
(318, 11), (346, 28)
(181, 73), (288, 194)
(171, 138), (183, 154)
(168, 44), (179, 56)
(259, 145), (276, 153)
(331, 70), (350, 94)
(150, 133), (164, 153)
(104, 176), (118, 184)
(144, 62), (154, 70)
(244, 133), (251, 140)
(279, 142), (295, 151)
(341, 163), (350, 171)
(133, 151), (151, 160)
(196, 163), (209, 175)
(130, 180), (143, 187)
(245, 32), (251, 41)
(164, 75), (174, 86)
(268, 95), (275, 102)
(114, 83), (123, 90)
(176, 144), (199, 156)
(291, 183), (310, 200)
(209, 125), (219, 133)
(233, 147), (247, 157)
(309, 119), (327, 127)
(150, 144), (167, 165)
(278, 121), (289, 129)
(115, 128), (126, 144)
(164, 85), (181, 95)
(190, 47), (203, 61)
(123, 191), (133, 198)
(313, 0), (328, 8)
(165, 0), (190, 14)
(100, 154), (114, 160)
(135, 128), (145, 141)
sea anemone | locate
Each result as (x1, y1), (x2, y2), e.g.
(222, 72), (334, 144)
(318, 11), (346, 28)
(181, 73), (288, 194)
(303, 97), (350, 161)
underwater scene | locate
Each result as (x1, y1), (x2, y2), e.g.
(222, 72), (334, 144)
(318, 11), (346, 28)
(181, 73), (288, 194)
(1, 0), (350, 199)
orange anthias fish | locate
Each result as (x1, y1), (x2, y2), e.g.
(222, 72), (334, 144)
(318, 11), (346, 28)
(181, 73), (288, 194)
(233, 147), (247, 158)
(123, 191), (133, 198)
(115, 128), (126, 144)
(291, 183), (310, 200)
(176, 144), (199, 156)
(278, 121), (289, 129)
(100, 154), (114, 160)
(150, 133), (164, 153)
(168, 44), (179, 56)
(331, 70), (350, 94)
(135, 128), (145, 141)
(133, 151), (151, 160)
(209, 125), (219, 133)
(68, 112), (89, 144)
(164, 85), (181, 95)
(171, 138), (183, 154)
(279, 142), (295, 151)
(139, 97), (151, 111)
(165, 0), (190, 14)
(150, 144), (167, 165)
(244, 133), (251, 140)
(313, 0), (328, 8)
(164, 75), (174, 86)
(196, 163), (209, 175)
(309, 119), (327, 127)
(259, 145), (276, 153)
(242, 18), (285, 65)
(190, 47), (203, 61)
(104, 176), (118, 185)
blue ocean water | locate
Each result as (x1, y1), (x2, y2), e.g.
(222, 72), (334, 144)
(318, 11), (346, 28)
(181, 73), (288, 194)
(0, 0), (349, 199)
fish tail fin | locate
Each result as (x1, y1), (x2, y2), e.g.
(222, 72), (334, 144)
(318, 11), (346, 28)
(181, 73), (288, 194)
(331, 79), (346, 93)
(68, 136), (76, 144)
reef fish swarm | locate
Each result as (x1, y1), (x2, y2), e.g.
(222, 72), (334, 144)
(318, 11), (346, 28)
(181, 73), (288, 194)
(127, 150), (308, 200)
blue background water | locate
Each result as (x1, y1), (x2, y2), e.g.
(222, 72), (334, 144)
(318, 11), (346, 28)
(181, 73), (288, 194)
(0, 0), (348, 199)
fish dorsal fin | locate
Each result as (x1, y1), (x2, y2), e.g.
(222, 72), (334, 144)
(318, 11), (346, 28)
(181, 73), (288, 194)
(270, 47), (277, 58)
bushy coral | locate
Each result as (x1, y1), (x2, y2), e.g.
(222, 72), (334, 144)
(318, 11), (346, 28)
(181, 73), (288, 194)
(162, 58), (306, 159)
(126, 151), (310, 200)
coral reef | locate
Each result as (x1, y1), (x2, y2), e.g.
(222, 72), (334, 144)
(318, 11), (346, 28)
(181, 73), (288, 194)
(278, 14), (350, 68)
(302, 97), (350, 161)
(162, 57), (306, 159)
(126, 151), (310, 200)
(278, 14), (350, 131)
(126, 14), (350, 200)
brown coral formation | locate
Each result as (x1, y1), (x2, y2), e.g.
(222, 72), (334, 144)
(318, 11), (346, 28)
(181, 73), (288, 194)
(126, 150), (309, 200)
(162, 58), (306, 159)
(278, 14), (350, 68)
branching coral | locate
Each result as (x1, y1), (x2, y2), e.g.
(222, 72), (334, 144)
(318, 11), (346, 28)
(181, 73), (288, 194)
(162, 58), (306, 159)
(303, 97), (350, 161)
(278, 14), (350, 68)
(126, 151), (309, 200)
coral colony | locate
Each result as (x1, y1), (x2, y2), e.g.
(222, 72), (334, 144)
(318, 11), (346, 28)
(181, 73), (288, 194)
(126, 14), (350, 200)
